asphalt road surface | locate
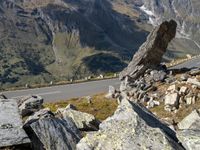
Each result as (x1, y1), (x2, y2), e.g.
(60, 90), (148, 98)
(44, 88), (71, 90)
(3, 57), (200, 102)
(169, 56), (200, 69)
(3, 78), (120, 102)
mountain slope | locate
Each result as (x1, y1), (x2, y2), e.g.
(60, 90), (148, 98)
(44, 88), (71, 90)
(129, 0), (200, 58)
(0, 0), (200, 88)
(0, 0), (149, 88)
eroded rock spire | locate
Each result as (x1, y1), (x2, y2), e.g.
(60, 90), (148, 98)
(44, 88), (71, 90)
(120, 20), (177, 80)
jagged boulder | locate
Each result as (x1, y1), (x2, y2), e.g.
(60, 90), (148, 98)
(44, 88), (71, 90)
(187, 78), (200, 88)
(24, 109), (82, 150)
(189, 68), (200, 76)
(57, 104), (100, 131)
(18, 95), (43, 117)
(177, 130), (200, 150)
(24, 108), (54, 125)
(0, 93), (7, 99)
(0, 99), (30, 148)
(77, 99), (184, 150)
(178, 110), (200, 130)
(176, 109), (200, 150)
(119, 20), (177, 80)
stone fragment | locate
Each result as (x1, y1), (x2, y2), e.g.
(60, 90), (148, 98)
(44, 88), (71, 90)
(0, 93), (7, 99)
(24, 108), (54, 125)
(164, 105), (172, 112)
(58, 104), (100, 131)
(177, 130), (200, 150)
(150, 70), (167, 82)
(187, 78), (200, 87)
(189, 68), (200, 76)
(167, 84), (178, 93)
(186, 96), (196, 105)
(105, 86), (116, 98)
(179, 86), (188, 95)
(146, 98), (160, 109)
(180, 74), (190, 81)
(25, 117), (82, 150)
(18, 95), (43, 117)
(164, 93), (179, 108)
(178, 110), (200, 130)
(85, 96), (92, 104)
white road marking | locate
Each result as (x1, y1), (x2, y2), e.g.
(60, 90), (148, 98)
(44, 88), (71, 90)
(12, 91), (61, 99)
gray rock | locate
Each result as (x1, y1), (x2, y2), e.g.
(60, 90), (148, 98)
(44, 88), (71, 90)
(24, 108), (54, 125)
(165, 77), (176, 84)
(77, 99), (184, 150)
(66, 103), (77, 110)
(165, 93), (179, 108)
(85, 96), (92, 104)
(164, 105), (172, 112)
(187, 78), (200, 88)
(141, 94), (150, 103)
(167, 84), (178, 93)
(0, 99), (30, 148)
(120, 76), (136, 91)
(25, 117), (82, 150)
(105, 86), (116, 98)
(58, 105), (100, 131)
(186, 97), (196, 105)
(146, 98), (160, 109)
(189, 68), (200, 76)
(119, 20), (177, 80)
(177, 130), (200, 150)
(18, 95), (44, 117)
(150, 70), (167, 82)
(0, 93), (7, 99)
(179, 86), (189, 95)
(180, 74), (190, 81)
(178, 110), (200, 130)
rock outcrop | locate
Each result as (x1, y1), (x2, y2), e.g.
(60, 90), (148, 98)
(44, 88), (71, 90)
(24, 109), (82, 150)
(120, 20), (177, 80)
(178, 110), (200, 130)
(24, 108), (54, 125)
(77, 99), (184, 150)
(0, 93), (7, 99)
(177, 130), (200, 150)
(18, 95), (44, 117)
(0, 99), (30, 148)
(177, 109), (200, 150)
(57, 104), (100, 131)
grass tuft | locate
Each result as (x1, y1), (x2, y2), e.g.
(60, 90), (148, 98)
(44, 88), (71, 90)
(44, 93), (118, 121)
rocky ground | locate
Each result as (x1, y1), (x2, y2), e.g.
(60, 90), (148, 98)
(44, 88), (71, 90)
(1, 20), (200, 150)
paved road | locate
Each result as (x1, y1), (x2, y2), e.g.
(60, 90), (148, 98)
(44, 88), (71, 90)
(3, 57), (200, 102)
(3, 79), (120, 102)
(169, 56), (200, 69)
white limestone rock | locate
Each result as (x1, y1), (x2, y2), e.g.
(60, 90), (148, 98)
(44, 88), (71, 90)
(77, 99), (184, 150)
